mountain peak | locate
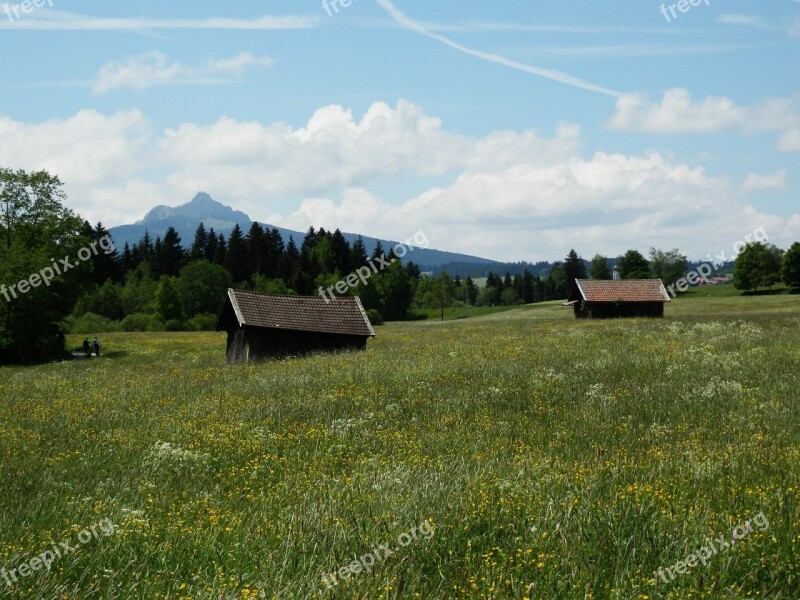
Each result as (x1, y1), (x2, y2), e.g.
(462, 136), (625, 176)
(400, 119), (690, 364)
(137, 193), (251, 226)
(109, 193), (496, 269)
(112, 193), (254, 247)
(188, 191), (215, 206)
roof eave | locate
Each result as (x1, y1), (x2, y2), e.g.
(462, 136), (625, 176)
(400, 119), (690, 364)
(229, 288), (247, 326)
(353, 296), (377, 337)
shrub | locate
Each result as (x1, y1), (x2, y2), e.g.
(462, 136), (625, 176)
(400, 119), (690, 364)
(122, 313), (165, 332)
(64, 312), (121, 334)
(188, 313), (218, 331)
(146, 316), (165, 332)
(366, 308), (384, 326)
(165, 319), (186, 332)
(121, 313), (149, 332)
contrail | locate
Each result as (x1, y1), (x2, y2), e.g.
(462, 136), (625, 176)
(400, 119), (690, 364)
(375, 0), (620, 98)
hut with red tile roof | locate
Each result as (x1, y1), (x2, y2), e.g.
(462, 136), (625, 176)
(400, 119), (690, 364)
(565, 279), (670, 319)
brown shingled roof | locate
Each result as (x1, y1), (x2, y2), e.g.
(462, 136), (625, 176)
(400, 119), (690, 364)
(569, 279), (671, 303)
(218, 289), (375, 337)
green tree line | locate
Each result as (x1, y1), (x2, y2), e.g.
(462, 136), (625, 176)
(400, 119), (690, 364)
(3, 167), (800, 362)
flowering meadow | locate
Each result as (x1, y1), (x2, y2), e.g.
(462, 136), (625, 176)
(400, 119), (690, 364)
(0, 294), (798, 599)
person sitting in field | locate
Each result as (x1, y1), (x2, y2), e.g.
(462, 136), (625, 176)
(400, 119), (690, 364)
(93, 336), (101, 356)
(83, 337), (91, 358)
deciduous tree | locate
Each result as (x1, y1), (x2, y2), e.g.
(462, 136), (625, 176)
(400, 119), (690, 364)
(782, 242), (800, 291)
(589, 254), (611, 280)
(734, 243), (783, 291)
(0, 168), (85, 362)
(618, 250), (651, 279)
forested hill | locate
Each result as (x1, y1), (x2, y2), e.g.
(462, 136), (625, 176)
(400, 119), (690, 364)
(109, 192), (499, 270)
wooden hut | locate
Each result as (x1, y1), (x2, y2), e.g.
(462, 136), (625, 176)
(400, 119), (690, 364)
(564, 279), (670, 319)
(215, 289), (375, 363)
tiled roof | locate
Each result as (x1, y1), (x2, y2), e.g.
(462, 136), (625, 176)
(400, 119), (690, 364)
(222, 289), (375, 337)
(571, 279), (671, 303)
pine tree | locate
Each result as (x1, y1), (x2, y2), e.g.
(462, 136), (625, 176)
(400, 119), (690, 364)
(284, 236), (299, 279)
(122, 242), (135, 274)
(464, 275), (478, 305)
(205, 228), (218, 263)
(190, 223), (208, 261)
(265, 228), (285, 279)
(225, 224), (250, 284)
(247, 222), (267, 276)
(160, 227), (185, 277)
(330, 229), (352, 275)
(563, 249), (587, 289)
(522, 270), (535, 303)
(351, 236), (368, 267)
(91, 222), (120, 283)
(212, 233), (226, 265)
(151, 236), (164, 279)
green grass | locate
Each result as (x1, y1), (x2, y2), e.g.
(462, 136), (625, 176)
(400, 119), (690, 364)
(1, 295), (799, 599)
(414, 304), (521, 321)
(680, 283), (790, 299)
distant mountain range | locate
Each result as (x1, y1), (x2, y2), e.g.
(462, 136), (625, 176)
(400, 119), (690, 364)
(108, 192), (523, 273)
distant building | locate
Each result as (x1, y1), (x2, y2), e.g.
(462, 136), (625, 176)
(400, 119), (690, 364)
(215, 289), (375, 363)
(612, 266), (621, 280)
(564, 279), (671, 319)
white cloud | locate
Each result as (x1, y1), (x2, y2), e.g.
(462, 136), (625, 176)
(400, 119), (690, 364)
(608, 88), (800, 150)
(715, 13), (800, 38)
(157, 100), (581, 199)
(276, 155), (797, 262)
(716, 14), (770, 28)
(0, 12), (318, 31)
(743, 170), (787, 192)
(0, 109), (155, 225)
(789, 17), (800, 38)
(420, 21), (708, 35)
(92, 51), (272, 94)
(519, 43), (767, 59)
(0, 109), (150, 185)
(778, 129), (800, 151)
(0, 101), (797, 261)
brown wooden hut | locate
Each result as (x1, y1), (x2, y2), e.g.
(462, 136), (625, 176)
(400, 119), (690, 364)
(215, 289), (375, 363)
(564, 279), (670, 319)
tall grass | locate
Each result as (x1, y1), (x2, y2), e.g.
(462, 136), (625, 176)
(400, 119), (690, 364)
(0, 294), (798, 599)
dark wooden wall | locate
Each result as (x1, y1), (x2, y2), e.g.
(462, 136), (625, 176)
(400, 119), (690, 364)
(574, 301), (664, 319)
(225, 326), (369, 363)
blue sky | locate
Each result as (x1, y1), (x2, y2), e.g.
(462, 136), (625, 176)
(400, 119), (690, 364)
(1, 0), (798, 261)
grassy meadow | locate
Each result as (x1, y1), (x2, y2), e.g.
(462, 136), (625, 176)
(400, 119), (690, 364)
(1, 293), (799, 599)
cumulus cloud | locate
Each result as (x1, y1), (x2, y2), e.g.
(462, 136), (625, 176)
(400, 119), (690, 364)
(0, 109), (158, 224)
(277, 155), (797, 262)
(92, 51), (273, 94)
(0, 100), (797, 261)
(743, 170), (786, 192)
(778, 129), (800, 151)
(607, 88), (800, 150)
(157, 100), (582, 198)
